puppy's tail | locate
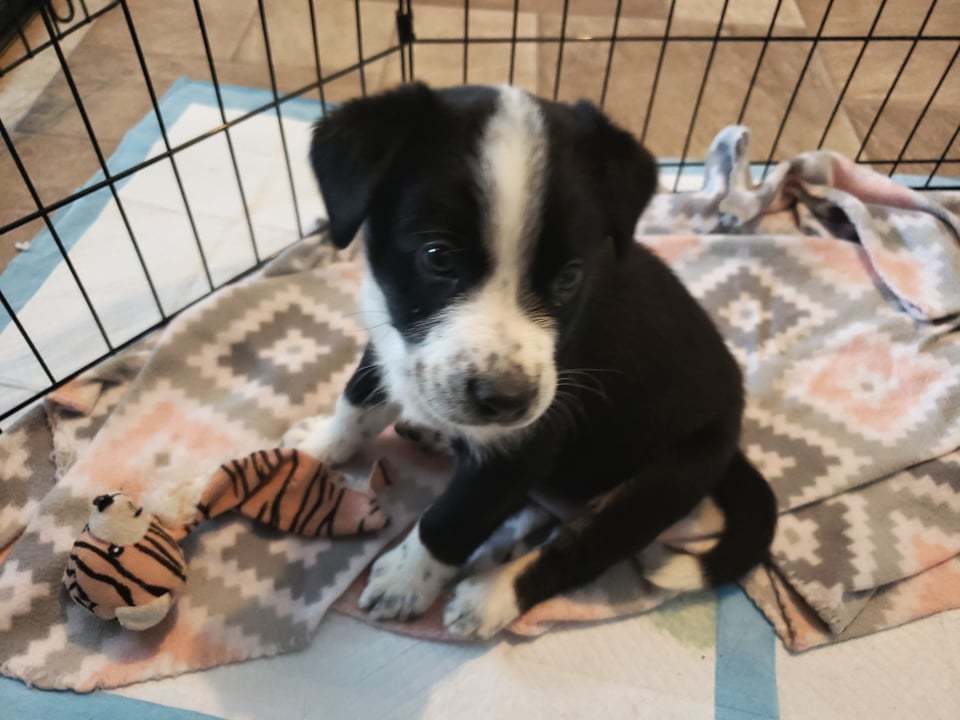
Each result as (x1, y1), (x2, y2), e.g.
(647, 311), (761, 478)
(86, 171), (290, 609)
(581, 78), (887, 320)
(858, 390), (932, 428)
(643, 451), (777, 591)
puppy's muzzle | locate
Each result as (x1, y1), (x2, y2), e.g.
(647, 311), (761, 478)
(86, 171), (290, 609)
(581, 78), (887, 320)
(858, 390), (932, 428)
(465, 372), (536, 423)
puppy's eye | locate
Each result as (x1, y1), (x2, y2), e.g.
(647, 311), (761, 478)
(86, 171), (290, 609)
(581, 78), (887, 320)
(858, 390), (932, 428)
(552, 261), (583, 305)
(108, 544), (125, 558)
(417, 241), (458, 278)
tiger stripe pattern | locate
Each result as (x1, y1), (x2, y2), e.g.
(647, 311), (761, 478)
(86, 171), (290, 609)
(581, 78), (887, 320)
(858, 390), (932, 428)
(65, 519), (187, 621)
(64, 448), (390, 626)
(201, 449), (389, 538)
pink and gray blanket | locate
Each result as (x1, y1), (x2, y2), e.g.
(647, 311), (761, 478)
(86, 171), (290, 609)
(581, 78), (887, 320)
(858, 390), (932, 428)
(1, 126), (958, 690)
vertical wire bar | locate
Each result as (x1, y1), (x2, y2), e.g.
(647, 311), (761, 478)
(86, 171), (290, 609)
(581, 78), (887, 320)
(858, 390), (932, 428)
(78, 0), (91, 19)
(816, 0), (888, 149)
(462, 0), (469, 84)
(48, 4), (63, 34)
(116, 0), (214, 291)
(508, 0), (519, 84)
(736, 0), (783, 125)
(888, 42), (959, 177)
(599, 0), (624, 109)
(407, 0), (415, 80)
(353, 0), (368, 96)
(854, 0), (939, 163)
(38, 5), (166, 321)
(671, 0), (730, 192)
(307, 0), (330, 114)
(0, 118), (113, 351)
(760, 0), (836, 180)
(397, 0), (408, 82)
(640, 0), (677, 144)
(192, 0), (261, 263)
(923, 123), (959, 189)
(552, 0), (571, 101)
(257, 0), (306, 238)
(0, 288), (56, 384)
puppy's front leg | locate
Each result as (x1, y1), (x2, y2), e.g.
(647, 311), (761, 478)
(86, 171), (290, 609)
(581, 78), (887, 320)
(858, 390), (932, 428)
(359, 451), (534, 621)
(283, 346), (398, 464)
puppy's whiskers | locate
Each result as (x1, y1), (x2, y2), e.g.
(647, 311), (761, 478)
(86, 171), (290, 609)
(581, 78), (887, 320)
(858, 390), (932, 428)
(361, 321), (394, 334)
(352, 363), (380, 385)
(345, 309), (390, 319)
(557, 369), (610, 404)
(542, 388), (586, 436)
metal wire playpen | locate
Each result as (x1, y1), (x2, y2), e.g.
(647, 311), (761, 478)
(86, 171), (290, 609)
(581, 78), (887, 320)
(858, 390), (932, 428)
(0, 0), (958, 426)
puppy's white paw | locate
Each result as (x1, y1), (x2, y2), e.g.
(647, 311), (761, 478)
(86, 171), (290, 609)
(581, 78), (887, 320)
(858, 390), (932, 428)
(359, 524), (457, 621)
(444, 572), (520, 640)
(282, 415), (359, 465)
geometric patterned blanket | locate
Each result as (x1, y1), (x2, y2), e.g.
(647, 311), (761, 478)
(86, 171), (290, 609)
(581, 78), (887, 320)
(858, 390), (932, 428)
(2, 126), (958, 691)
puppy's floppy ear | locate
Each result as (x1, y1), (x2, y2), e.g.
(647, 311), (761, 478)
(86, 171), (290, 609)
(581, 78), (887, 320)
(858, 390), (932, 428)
(574, 100), (659, 256)
(310, 83), (436, 248)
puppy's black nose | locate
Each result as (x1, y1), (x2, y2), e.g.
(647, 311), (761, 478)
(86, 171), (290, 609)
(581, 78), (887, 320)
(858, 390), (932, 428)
(92, 494), (114, 512)
(466, 374), (535, 422)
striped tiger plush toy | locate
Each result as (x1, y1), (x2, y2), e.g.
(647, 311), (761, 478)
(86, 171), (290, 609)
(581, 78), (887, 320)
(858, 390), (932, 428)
(64, 448), (389, 630)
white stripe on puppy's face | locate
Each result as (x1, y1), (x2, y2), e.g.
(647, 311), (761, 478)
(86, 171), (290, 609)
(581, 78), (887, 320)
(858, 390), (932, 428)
(481, 85), (547, 293)
(411, 87), (556, 445)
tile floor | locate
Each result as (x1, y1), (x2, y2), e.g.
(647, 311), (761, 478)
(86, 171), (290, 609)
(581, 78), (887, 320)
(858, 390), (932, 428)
(1, 0), (959, 274)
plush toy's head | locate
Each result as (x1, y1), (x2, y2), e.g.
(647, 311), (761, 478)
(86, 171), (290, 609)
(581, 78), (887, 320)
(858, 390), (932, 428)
(65, 493), (186, 630)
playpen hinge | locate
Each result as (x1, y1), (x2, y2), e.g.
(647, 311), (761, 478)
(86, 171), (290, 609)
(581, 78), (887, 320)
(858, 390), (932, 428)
(396, 8), (415, 45)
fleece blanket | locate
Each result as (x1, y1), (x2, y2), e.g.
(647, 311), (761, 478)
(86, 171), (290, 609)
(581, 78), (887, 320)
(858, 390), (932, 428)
(1, 126), (958, 692)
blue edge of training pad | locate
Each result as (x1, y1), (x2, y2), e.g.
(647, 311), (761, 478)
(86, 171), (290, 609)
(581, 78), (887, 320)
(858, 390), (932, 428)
(0, 77), (324, 334)
(0, 78), (779, 718)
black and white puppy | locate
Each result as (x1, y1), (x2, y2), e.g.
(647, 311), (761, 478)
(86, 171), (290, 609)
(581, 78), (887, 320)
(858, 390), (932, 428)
(285, 83), (777, 638)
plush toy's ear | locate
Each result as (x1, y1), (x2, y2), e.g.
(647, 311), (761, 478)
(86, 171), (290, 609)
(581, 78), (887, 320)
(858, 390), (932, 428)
(115, 593), (173, 631)
(573, 100), (659, 256)
(311, 82), (438, 248)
